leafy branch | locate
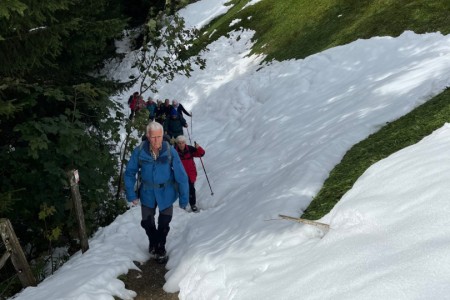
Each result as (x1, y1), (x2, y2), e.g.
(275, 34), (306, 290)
(135, 12), (207, 95)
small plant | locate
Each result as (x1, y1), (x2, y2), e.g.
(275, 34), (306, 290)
(38, 203), (62, 275)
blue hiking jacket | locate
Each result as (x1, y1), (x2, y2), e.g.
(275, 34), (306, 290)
(124, 140), (189, 210)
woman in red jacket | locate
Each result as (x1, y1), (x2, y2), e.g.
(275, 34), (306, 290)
(175, 135), (205, 212)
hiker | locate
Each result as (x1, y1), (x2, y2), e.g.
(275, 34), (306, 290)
(146, 96), (157, 121)
(124, 122), (189, 263)
(154, 100), (165, 124)
(175, 135), (205, 212)
(162, 99), (172, 120)
(128, 92), (139, 119)
(128, 91), (139, 105)
(129, 94), (145, 120)
(172, 100), (191, 120)
(164, 108), (187, 139)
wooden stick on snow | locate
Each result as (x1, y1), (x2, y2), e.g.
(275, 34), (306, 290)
(278, 214), (330, 230)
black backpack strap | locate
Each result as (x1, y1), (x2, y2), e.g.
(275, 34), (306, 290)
(165, 141), (173, 167)
(135, 142), (145, 196)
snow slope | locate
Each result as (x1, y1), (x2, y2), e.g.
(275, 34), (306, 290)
(11, 0), (450, 299)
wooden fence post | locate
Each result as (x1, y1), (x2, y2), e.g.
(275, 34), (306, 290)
(0, 218), (37, 287)
(67, 169), (89, 253)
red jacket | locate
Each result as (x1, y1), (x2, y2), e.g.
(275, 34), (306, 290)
(175, 145), (205, 183)
(130, 96), (145, 111)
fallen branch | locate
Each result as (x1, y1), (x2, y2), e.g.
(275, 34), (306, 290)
(279, 214), (330, 230)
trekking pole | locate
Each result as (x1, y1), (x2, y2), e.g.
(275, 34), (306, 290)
(199, 155), (214, 196)
(186, 126), (193, 145)
(188, 129), (214, 196)
(194, 140), (213, 196)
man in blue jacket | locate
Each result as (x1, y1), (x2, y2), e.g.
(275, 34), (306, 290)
(125, 122), (189, 263)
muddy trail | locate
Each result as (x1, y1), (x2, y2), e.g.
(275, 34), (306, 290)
(120, 259), (179, 300)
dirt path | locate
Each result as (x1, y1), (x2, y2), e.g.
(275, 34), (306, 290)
(121, 259), (179, 300)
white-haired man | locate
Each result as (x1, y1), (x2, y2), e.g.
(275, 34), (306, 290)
(125, 122), (189, 263)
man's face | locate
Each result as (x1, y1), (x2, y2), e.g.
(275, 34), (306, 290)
(147, 128), (163, 150)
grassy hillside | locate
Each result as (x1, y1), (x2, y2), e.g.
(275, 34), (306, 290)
(195, 0), (450, 61)
(302, 88), (450, 220)
(193, 0), (450, 219)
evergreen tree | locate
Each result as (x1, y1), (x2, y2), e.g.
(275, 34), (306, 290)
(0, 0), (128, 261)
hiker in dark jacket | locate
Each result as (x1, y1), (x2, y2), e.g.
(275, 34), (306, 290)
(164, 108), (187, 139)
(155, 100), (165, 124)
(146, 96), (157, 121)
(172, 100), (191, 120)
(154, 98), (172, 125)
(175, 135), (205, 212)
(162, 99), (172, 119)
(125, 122), (189, 263)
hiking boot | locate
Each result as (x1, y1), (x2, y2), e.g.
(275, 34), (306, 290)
(191, 205), (198, 212)
(155, 250), (168, 264)
(149, 245), (157, 258)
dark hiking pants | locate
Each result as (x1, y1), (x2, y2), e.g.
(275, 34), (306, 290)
(140, 205), (173, 254)
(189, 181), (196, 207)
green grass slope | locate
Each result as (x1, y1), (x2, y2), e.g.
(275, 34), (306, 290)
(302, 88), (450, 220)
(194, 0), (450, 219)
(195, 0), (450, 61)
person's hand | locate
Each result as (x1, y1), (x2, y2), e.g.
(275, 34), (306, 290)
(194, 141), (199, 149)
(184, 124), (188, 128)
(131, 199), (139, 206)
